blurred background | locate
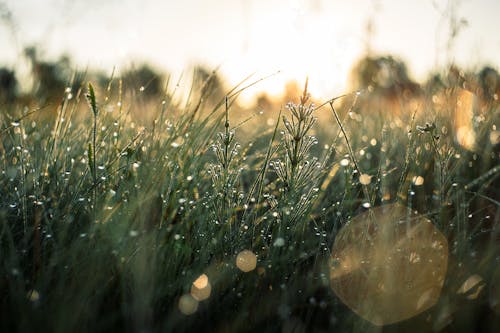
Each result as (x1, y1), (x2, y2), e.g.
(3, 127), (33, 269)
(0, 0), (499, 102)
(0, 3), (499, 332)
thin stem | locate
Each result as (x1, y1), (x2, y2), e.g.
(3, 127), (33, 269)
(430, 133), (445, 206)
(222, 97), (230, 222)
(329, 102), (371, 205)
(92, 112), (97, 222)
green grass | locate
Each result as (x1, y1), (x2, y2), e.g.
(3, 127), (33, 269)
(0, 72), (499, 333)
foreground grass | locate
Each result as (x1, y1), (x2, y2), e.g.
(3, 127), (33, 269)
(0, 75), (499, 333)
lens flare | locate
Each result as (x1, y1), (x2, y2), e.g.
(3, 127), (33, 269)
(329, 203), (448, 326)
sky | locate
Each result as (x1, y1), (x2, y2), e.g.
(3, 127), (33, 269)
(0, 0), (499, 100)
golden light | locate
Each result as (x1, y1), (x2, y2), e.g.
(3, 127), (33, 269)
(191, 273), (212, 301)
(412, 176), (425, 186)
(330, 203), (448, 326)
(236, 250), (257, 273)
(359, 173), (372, 185)
(454, 89), (477, 151)
(490, 130), (500, 145)
(223, 2), (358, 103)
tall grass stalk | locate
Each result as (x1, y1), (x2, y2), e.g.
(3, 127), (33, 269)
(271, 81), (322, 229)
(0, 68), (497, 333)
(86, 83), (98, 221)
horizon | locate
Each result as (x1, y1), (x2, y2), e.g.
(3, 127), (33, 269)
(1, 0), (499, 101)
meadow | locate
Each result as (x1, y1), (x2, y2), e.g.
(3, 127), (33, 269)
(0, 58), (499, 332)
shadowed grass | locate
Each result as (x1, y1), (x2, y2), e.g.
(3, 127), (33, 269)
(0, 72), (499, 333)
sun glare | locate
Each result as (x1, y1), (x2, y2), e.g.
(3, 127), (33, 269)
(223, 2), (359, 103)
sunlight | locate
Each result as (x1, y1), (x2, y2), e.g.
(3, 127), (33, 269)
(454, 89), (476, 150)
(223, 2), (359, 103)
(0, 1), (498, 331)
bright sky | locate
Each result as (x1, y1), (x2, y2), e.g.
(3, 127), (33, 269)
(0, 0), (499, 100)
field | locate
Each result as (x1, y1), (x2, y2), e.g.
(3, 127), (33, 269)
(0, 61), (499, 332)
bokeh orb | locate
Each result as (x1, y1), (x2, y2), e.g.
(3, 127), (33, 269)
(330, 203), (448, 326)
(178, 294), (199, 315)
(236, 250), (257, 272)
(191, 273), (212, 301)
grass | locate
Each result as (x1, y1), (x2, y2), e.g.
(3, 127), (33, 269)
(0, 69), (499, 333)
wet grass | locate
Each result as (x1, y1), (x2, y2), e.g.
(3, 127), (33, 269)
(0, 74), (499, 333)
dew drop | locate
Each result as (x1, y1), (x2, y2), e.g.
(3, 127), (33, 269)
(340, 159), (349, 167)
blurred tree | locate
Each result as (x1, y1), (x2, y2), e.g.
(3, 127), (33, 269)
(424, 73), (446, 95)
(0, 1), (16, 38)
(23, 46), (82, 102)
(191, 65), (225, 105)
(446, 65), (466, 88)
(121, 63), (165, 98)
(254, 92), (273, 112)
(350, 55), (420, 97)
(347, 55), (422, 119)
(0, 67), (17, 103)
(478, 66), (499, 103)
